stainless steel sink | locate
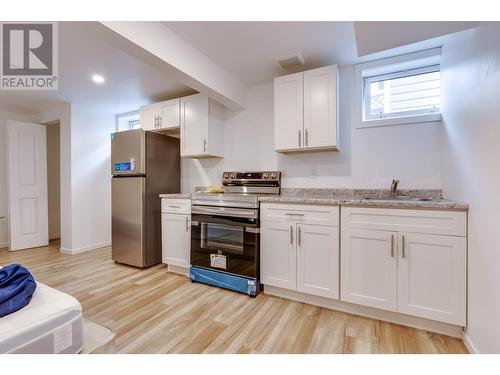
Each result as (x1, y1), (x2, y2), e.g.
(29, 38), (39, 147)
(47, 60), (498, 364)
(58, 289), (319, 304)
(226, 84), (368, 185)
(363, 196), (434, 202)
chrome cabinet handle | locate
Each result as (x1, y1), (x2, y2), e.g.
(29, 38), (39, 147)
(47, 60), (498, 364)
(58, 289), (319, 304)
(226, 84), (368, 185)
(167, 205), (180, 208)
(298, 129), (301, 147)
(285, 213), (304, 216)
(185, 216), (189, 232)
(298, 226), (302, 246)
(305, 129), (309, 147)
(390, 234), (394, 257)
(154, 115), (162, 128)
(203, 138), (207, 152)
(290, 225), (293, 245)
(401, 235), (406, 258)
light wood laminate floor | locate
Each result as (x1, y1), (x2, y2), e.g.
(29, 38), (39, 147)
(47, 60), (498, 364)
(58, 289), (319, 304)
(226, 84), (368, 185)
(0, 242), (468, 354)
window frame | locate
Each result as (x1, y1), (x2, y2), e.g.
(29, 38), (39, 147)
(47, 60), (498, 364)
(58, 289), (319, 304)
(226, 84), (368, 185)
(355, 48), (443, 129)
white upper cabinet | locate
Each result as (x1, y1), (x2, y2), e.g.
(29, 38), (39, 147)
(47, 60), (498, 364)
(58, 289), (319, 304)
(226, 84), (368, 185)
(304, 66), (338, 149)
(274, 64), (339, 152)
(274, 72), (304, 150)
(161, 98), (181, 129)
(140, 98), (180, 131)
(140, 104), (163, 131)
(180, 94), (224, 158)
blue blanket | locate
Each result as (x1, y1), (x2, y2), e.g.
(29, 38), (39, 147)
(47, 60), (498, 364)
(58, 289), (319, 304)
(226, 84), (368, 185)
(0, 264), (37, 318)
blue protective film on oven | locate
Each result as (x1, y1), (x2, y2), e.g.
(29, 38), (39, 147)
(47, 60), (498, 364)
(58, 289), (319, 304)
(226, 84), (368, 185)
(189, 266), (257, 296)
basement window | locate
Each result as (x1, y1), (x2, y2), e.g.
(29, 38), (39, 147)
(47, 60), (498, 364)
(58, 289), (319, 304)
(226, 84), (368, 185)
(356, 48), (442, 128)
(364, 65), (440, 120)
(116, 110), (140, 132)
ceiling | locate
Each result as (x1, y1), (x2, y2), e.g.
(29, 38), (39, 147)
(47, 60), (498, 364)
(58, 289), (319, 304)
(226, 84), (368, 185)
(165, 21), (477, 86)
(165, 21), (358, 86)
(0, 22), (193, 115)
(0, 21), (478, 115)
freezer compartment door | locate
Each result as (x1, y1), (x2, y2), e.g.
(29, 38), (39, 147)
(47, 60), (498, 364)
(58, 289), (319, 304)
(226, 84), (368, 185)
(112, 176), (146, 267)
(111, 129), (146, 175)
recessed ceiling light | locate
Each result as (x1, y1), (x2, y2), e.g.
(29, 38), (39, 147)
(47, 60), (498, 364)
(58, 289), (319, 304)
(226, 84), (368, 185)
(91, 74), (105, 84)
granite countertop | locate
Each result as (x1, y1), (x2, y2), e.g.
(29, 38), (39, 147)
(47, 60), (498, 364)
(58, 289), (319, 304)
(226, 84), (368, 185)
(159, 193), (192, 199)
(258, 188), (469, 211)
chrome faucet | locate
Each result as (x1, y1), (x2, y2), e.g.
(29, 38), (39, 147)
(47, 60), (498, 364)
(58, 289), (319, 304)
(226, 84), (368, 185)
(390, 179), (400, 197)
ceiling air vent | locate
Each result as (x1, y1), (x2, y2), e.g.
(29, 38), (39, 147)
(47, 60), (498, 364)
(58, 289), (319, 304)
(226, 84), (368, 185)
(275, 53), (305, 70)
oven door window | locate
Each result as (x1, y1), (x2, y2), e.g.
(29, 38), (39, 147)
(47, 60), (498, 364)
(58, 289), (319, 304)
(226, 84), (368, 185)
(201, 223), (244, 254)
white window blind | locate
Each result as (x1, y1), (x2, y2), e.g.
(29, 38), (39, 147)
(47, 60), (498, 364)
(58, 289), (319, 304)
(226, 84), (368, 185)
(363, 65), (441, 121)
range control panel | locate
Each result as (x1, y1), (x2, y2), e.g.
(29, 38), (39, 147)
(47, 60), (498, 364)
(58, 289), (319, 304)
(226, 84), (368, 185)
(222, 171), (281, 183)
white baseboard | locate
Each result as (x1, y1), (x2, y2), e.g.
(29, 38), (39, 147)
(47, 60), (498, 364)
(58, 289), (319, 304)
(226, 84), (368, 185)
(463, 333), (479, 354)
(0, 242), (8, 249)
(167, 264), (190, 276)
(60, 242), (111, 255)
(264, 285), (465, 339)
(49, 234), (61, 241)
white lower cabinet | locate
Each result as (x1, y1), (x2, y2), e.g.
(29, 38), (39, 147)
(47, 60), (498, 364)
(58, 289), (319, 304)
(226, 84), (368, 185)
(341, 228), (398, 311)
(260, 221), (296, 290)
(161, 213), (190, 268)
(397, 233), (466, 325)
(340, 207), (467, 326)
(260, 203), (339, 300)
(161, 198), (191, 272)
(297, 224), (339, 299)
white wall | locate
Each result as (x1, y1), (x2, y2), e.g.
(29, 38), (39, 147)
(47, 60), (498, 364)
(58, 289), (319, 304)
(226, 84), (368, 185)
(46, 122), (61, 240)
(441, 24), (500, 353)
(182, 65), (443, 193)
(0, 110), (37, 248)
(68, 105), (115, 253)
(35, 103), (73, 251)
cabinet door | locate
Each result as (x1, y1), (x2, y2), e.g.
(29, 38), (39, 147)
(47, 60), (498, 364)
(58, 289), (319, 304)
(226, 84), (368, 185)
(162, 213), (190, 268)
(297, 224), (339, 299)
(341, 228), (398, 311)
(260, 221), (296, 290)
(180, 94), (209, 156)
(304, 65), (338, 149)
(161, 98), (180, 129)
(140, 105), (162, 131)
(274, 72), (304, 151)
(398, 233), (466, 325)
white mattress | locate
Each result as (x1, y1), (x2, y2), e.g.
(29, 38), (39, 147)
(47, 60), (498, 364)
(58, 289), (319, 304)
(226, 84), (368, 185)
(0, 283), (83, 354)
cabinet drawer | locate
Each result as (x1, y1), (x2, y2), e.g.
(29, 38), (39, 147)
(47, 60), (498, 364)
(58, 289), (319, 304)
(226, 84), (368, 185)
(161, 198), (191, 214)
(261, 203), (339, 227)
(341, 207), (466, 237)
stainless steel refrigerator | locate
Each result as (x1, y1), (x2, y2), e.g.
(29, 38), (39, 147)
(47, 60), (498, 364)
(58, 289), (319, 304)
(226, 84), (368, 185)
(111, 129), (180, 267)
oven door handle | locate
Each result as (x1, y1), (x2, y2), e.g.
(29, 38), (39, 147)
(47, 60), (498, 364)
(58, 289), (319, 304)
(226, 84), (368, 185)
(191, 205), (258, 219)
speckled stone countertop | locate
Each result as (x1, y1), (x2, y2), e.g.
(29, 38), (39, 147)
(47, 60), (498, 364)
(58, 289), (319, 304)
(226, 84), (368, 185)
(159, 193), (191, 199)
(259, 188), (469, 211)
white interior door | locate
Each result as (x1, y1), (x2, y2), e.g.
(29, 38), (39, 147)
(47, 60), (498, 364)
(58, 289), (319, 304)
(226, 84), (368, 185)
(7, 120), (49, 251)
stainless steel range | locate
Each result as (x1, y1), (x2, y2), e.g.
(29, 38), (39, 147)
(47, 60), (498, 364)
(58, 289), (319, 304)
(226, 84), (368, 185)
(189, 171), (281, 297)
